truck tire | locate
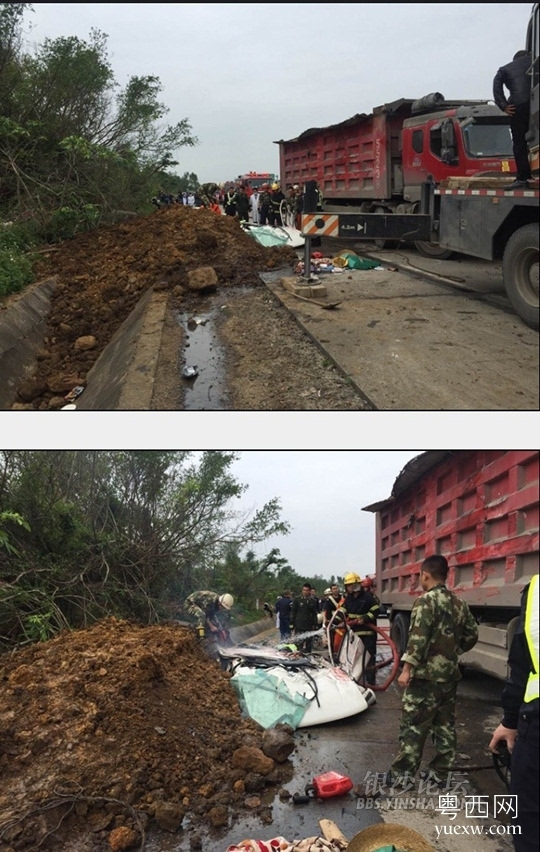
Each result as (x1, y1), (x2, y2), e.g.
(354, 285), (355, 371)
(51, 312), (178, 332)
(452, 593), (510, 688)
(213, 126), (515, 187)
(414, 239), (453, 260)
(373, 207), (398, 249)
(412, 203), (453, 259)
(390, 612), (410, 658)
(502, 224), (539, 330)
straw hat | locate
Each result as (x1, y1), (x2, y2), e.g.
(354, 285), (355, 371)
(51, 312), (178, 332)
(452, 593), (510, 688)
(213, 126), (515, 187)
(347, 823), (435, 852)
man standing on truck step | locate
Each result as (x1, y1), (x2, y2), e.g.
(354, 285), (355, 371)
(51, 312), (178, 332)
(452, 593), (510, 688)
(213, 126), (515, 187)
(489, 573), (539, 852)
(384, 554), (478, 791)
(493, 50), (533, 189)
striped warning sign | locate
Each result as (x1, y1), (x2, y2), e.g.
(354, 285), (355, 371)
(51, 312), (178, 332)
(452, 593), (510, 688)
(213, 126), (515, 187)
(301, 213), (340, 237)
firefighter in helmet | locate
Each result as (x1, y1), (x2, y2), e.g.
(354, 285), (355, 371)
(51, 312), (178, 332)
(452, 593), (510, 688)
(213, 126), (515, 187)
(340, 572), (380, 685)
(184, 590), (234, 640)
(268, 182), (285, 227)
(361, 575), (381, 606)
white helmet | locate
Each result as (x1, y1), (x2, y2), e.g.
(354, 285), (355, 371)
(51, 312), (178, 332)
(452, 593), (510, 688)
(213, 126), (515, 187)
(219, 593), (234, 610)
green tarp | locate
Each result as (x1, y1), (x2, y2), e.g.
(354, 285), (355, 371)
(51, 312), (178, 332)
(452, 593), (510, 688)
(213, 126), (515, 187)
(230, 668), (310, 729)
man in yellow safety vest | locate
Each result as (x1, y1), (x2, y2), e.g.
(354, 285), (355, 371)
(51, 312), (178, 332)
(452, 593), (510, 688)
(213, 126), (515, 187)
(489, 573), (539, 851)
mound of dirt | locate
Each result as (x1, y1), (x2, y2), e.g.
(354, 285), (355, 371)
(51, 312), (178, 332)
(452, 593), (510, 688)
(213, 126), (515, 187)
(20, 207), (298, 409)
(0, 618), (293, 851)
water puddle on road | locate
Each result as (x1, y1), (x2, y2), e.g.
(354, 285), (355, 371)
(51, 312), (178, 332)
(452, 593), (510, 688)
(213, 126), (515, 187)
(177, 302), (230, 410)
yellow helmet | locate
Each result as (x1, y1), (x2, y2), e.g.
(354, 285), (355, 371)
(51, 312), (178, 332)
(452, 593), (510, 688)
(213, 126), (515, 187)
(344, 572), (361, 586)
(271, 183), (279, 190)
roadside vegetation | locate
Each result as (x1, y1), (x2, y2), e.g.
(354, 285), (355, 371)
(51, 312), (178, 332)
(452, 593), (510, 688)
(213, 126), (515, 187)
(0, 451), (336, 650)
(0, 3), (198, 297)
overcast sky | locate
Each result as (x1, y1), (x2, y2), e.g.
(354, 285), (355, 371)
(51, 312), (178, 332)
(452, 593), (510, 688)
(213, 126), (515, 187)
(229, 450), (419, 582)
(22, 3), (533, 184)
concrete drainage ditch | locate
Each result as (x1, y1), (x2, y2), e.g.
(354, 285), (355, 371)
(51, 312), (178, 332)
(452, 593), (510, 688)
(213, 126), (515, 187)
(0, 283), (169, 411)
(0, 279), (239, 412)
(179, 304), (230, 411)
(0, 277), (57, 410)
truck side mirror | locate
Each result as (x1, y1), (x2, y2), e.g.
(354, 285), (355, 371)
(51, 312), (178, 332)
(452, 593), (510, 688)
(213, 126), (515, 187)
(441, 120), (457, 164)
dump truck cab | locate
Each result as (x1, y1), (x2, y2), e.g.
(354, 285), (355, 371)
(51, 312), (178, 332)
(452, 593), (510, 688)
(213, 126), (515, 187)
(401, 102), (514, 203)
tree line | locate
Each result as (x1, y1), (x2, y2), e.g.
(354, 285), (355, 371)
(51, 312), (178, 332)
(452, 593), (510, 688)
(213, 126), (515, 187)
(0, 3), (200, 295)
(0, 451), (334, 650)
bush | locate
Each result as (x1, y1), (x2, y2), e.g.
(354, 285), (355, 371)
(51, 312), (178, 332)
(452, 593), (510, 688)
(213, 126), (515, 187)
(0, 224), (35, 298)
(45, 203), (100, 241)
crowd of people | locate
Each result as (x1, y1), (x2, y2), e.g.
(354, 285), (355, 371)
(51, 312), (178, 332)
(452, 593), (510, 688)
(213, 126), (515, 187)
(222, 181), (292, 226)
(273, 575), (380, 682)
(151, 184), (221, 211)
(151, 180), (318, 229)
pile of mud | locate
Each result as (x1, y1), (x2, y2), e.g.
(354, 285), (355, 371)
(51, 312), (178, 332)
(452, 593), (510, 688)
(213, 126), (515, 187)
(17, 207), (298, 409)
(0, 618), (293, 851)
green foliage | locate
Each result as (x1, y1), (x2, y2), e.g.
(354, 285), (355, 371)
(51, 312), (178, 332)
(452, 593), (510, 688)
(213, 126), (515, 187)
(0, 510), (30, 555)
(0, 223), (36, 295)
(0, 241), (33, 296)
(23, 611), (54, 642)
(0, 451), (297, 649)
(45, 202), (100, 241)
(0, 5), (199, 243)
(173, 171), (200, 193)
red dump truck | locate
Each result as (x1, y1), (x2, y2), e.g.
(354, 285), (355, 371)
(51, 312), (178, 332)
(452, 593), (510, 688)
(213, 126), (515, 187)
(283, 5), (539, 329)
(277, 93), (516, 258)
(363, 451), (539, 680)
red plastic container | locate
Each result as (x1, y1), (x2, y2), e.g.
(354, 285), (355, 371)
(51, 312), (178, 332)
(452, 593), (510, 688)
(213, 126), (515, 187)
(306, 771), (353, 799)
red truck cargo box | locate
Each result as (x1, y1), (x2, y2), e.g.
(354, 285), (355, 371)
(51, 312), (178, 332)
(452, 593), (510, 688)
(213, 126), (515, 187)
(277, 99), (414, 201)
(364, 450), (538, 608)
(363, 451), (539, 678)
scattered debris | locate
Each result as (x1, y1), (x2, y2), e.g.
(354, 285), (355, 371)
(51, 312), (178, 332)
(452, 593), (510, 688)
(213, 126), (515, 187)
(64, 384), (85, 402)
(182, 366), (199, 379)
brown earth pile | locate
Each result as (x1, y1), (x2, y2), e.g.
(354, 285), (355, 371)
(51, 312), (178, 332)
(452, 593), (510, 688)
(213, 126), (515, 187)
(0, 618), (293, 851)
(19, 207), (298, 409)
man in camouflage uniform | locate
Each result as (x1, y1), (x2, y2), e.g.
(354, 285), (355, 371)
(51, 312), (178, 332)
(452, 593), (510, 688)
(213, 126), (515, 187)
(184, 590), (234, 639)
(388, 554), (478, 788)
(198, 183), (220, 208)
